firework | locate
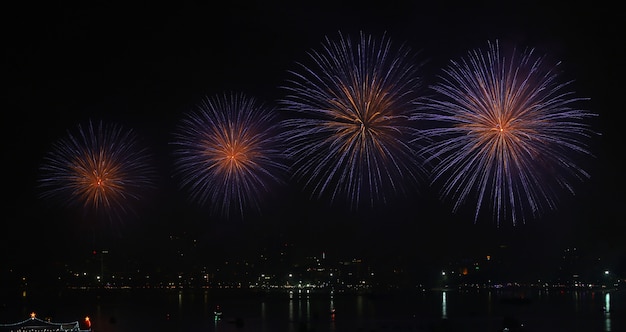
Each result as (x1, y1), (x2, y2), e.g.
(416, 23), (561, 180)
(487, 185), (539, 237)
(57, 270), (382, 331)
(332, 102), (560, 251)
(279, 31), (427, 209)
(417, 40), (598, 226)
(171, 92), (288, 219)
(38, 120), (157, 222)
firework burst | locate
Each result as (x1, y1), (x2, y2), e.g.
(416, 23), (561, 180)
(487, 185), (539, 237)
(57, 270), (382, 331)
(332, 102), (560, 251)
(171, 92), (288, 219)
(38, 120), (157, 223)
(417, 40), (598, 226)
(279, 31), (427, 209)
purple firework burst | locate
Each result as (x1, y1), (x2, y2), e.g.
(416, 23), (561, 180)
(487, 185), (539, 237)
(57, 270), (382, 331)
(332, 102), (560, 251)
(417, 40), (599, 226)
(279, 31), (428, 210)
(38, 120), (157, 223)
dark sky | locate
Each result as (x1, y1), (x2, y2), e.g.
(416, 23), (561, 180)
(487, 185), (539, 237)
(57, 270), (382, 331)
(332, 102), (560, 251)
(2, 2), (625, 277)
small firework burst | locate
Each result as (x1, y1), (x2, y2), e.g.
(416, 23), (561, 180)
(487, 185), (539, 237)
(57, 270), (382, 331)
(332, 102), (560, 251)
(171, 92), (288, 219)
(38, 120), (157, 223)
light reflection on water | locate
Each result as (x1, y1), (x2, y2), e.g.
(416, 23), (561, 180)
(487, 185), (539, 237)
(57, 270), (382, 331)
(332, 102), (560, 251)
(487, 290), (492, 315)
(605, 292), (611, 332)
(288, 290), (293, 323)
(441, 290), (448, 319)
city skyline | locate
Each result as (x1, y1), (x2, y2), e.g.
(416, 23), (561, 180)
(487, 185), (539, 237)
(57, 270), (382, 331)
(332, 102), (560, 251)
(2, 2), (624, 281)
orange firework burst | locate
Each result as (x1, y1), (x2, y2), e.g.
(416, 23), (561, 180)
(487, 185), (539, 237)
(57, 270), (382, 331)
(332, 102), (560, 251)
(171, 92), (288, 219)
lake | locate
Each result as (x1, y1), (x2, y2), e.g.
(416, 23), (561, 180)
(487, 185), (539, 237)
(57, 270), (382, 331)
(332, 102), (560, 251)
(1, 287), (624, 331)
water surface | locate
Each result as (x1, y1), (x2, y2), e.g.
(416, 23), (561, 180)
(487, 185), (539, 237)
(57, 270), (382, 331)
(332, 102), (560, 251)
(1, 288), (623, 332)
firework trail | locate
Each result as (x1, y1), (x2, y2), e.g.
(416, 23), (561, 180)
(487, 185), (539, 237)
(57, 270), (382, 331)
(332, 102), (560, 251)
(171, 92), (288, 219)
(279, 31), (427, 209)
(38, 120), (157, 222)
(417, 40), (598, 226)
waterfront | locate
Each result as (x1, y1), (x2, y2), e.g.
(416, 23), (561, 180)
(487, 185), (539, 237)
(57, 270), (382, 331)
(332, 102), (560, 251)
(1, 287), (624, 332)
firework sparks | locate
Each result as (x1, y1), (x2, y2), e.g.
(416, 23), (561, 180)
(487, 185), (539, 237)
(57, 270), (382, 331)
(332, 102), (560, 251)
(417, 40), (598, 226)
(38, 120), (156, 222)
(171, 92), (288, 219)
(279, 31), (427, 209)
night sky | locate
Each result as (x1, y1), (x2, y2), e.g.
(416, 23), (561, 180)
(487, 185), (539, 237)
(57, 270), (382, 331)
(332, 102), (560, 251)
(2, 2), (625, 279)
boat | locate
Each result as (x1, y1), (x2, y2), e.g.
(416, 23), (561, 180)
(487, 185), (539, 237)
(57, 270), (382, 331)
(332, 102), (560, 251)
(214, 305), (223, 320)
(0, 312), (91, 332)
